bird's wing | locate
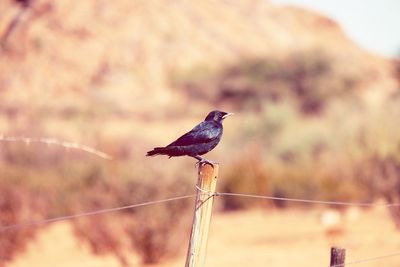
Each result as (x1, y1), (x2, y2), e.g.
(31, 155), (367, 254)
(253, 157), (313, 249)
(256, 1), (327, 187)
(167, 121), (221, 147)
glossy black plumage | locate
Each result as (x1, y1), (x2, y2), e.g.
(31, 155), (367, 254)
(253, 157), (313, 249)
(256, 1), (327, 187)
(146, 110), (233, 162)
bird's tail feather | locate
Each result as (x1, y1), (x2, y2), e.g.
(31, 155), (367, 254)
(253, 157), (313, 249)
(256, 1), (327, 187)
(146, 147), (169, 156)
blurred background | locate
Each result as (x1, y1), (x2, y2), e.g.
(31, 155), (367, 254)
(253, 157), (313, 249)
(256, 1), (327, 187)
(1, 0), (400, 266)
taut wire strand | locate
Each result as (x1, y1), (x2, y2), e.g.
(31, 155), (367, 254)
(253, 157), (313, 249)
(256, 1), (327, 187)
(331, 251), (400, 267)
(216, 192), (400, 207)
(0, 195), (195, 232)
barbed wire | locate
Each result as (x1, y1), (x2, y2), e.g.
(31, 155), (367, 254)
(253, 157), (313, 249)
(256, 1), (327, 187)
(0, 136), (112, 160)
(0, 194), (195, 232)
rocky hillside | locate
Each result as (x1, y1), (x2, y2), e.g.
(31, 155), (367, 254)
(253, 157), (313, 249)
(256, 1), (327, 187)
(0, 0), (396, 121)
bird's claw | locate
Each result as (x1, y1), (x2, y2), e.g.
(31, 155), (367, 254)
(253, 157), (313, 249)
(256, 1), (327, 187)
(195, 158), (218, 168)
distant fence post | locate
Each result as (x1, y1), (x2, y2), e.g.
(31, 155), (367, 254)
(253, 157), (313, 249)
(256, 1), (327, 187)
(185, 163), (219, 267)
(330, 247), (346, 267)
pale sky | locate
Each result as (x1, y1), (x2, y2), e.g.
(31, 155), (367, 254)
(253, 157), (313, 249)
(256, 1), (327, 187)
(272, 0), (400, 58)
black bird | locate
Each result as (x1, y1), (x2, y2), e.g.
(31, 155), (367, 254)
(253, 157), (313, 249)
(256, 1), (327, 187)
(146, 110), (233, 164)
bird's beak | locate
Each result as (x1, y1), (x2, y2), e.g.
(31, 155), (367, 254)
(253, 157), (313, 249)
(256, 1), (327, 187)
(222, 112), (234, 119)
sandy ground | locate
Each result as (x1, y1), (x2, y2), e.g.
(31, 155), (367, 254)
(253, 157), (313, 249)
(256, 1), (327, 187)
(6, 207), (400, 267)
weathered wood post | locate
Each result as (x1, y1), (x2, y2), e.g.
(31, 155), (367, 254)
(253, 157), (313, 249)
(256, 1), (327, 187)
(330, 247), (346, 267)
(185, 163), (219, 267)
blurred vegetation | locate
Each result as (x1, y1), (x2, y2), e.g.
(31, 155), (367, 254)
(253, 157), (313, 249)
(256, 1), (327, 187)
(1, 0), (400, 265)
(175, 50), (400, 218)
(0, 148), (193, 265)
(1, 48), (399, 265)
(1, 48), (400, 265)
(174, 50), (362, 114)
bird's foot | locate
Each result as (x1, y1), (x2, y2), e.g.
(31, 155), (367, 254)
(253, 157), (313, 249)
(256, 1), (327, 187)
(195, 157), (218, 168)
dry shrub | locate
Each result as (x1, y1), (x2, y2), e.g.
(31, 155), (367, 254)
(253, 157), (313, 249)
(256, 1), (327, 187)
(69, 163), (193, 265)
(356, 155), (400, 225)
(221, 151), (270, 210)
(176, 49), (362, 114)
(127, 201), (191, 264)
(73, 215), (128, 266)
(0, 145), (194, 265)
(217, 90), (400, 215)
(0, 184), (51, 265)
(0, 186), (29, 263)
(122, 177), (192, 264)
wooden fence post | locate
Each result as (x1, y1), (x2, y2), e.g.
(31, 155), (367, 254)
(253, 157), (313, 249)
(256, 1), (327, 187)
(185, 163), (219, 267)
(330, 247), (346, 267)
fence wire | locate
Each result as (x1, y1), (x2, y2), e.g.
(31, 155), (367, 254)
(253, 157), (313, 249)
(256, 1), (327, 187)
(0, 194), (195, 232)
(1, 191), (400, 266)
(216, 192), (400, 207)
(2, 191), (400, 232)
(332, 251), (400, 267)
